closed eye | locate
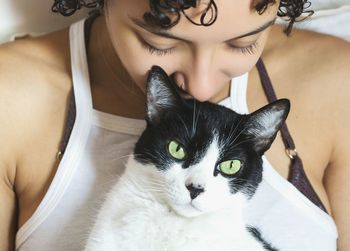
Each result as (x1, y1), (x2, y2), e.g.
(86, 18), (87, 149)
(136, 33), (175, 56)
(139, 38), (259, 56)
(136, 29), (259, 56)
(227, 41), (259, 55)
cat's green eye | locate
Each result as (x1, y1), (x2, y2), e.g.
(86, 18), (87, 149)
(168, 141), (186, 160)
(219, 160), (242, 175)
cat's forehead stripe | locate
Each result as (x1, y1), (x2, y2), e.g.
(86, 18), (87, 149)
(196, 136), (220, 166)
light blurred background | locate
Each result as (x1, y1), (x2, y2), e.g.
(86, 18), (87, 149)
(0, 0), (90, 43)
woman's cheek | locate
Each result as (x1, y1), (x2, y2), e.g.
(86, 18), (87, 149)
(221, 36), (268, 78)
(111, 36), (151, 90)
(225, 54), (260, 77)
(111, 37), (179, 91)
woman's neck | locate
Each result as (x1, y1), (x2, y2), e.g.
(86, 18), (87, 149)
(87, 15), (147, 119)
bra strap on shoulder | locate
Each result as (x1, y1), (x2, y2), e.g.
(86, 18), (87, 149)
(256, 58), (327, 213)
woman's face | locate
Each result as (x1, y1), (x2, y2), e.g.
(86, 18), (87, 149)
(104, 0), (279, 102)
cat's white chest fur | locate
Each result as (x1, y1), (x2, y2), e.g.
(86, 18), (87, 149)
(84, 160), (265, 251)
(84, 66), (288, 251)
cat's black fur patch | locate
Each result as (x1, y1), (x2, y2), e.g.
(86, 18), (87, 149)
(134, 66), (289, 199)
(247, 226), (279, 251)
(130, 66), (290, 250)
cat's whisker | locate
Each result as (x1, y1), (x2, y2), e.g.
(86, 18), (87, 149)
(122, 174), (170, 199)
(192, 100), (196, 136)
(141, 181), (166, 189)
(110, 153), (139, 162)
(118, 153), (135, 158)
(229, 120), (247, 145)
(237, 184), (258, 191)
(231, 178), (259, 193)
(147, 176), (167, 183)
(194, 102), (201, 136)
(191, 100), (201, 137)
(176, 114), (191, 138)
(229, 137), (256, 149)
(229, 122), (250, 147)
(85, 67), (289, 251)
(143, 182), (166, 189)
(232, 182), (258, 189)
(221, 117), (244, 148)
(142, 179), (165, 185)
(117, 176), (160, 202)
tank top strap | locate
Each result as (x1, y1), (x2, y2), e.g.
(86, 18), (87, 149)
(58, 14), (328, 214)
(58, 12), (100, 159)
(229, 73), (249, 114)
(15, 17), (96, 248)
(69, 18), (93, 123)
(256, 58), (327, 213)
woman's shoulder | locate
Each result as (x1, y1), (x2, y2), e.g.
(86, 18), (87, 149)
(266, 24), (350, 167)
(265, 25), (350, 136)
(260, 25), (350, 216)
(265, 25), (350, 105)
(266, 25), (350, 80)
(0, 28), (73, 201)
(274, 26), (350, 250)
(0, 28), (73, 96)
(0, 27), (72, 84)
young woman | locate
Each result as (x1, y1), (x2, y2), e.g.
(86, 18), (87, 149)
(0, 0), (349, 250)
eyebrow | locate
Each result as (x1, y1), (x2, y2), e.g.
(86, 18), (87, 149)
(130, 17), (276, 42)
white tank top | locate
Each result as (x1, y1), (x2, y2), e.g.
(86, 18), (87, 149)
(15, 18), (338, 251)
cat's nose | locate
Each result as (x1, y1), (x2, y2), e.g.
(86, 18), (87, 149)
(186, 183), (205, 200)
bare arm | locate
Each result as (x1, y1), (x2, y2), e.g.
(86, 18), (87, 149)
(0, 31), (72, 250)
(323, 40), (350, 250)
(0, 51), (19, 250)
(324, 110), (350, 250)
(0, 172), (17, 251)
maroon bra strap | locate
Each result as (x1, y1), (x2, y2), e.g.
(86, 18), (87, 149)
(57, 16), (328, 213)
(256, 58), (327, 213)
(57, 91), (76, 161)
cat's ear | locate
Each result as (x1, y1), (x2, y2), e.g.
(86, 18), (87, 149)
(146, 65), (182, 124)
(244, 99), (290, 154)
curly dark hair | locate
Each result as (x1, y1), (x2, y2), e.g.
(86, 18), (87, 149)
(51, 0), (313, 35)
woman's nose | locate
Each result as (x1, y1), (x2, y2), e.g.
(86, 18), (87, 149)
(171, 47), (229, 101)
(172, 69), (221, 102)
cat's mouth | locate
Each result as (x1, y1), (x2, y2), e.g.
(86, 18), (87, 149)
(190, 201), (204, 212)
(170, 201), (205, 218)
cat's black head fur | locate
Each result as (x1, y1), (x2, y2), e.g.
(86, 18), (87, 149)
(134, 65), (290, 197)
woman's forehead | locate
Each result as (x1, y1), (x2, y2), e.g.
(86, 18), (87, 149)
(117, 0), (278, 43)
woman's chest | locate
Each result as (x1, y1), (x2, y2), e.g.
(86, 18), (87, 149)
(247, 66), (333, 212)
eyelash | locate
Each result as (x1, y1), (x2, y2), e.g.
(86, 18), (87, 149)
(139, 37), (258, 56)
(139, 38), (175, 56)
(227, 41), (259, 55)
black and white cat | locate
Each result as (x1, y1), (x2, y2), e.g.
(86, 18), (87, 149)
(84, 66), (290, 251)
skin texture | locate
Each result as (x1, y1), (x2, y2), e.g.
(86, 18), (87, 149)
(0, 0), (349, 250)
(103, 0), (276, 102)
